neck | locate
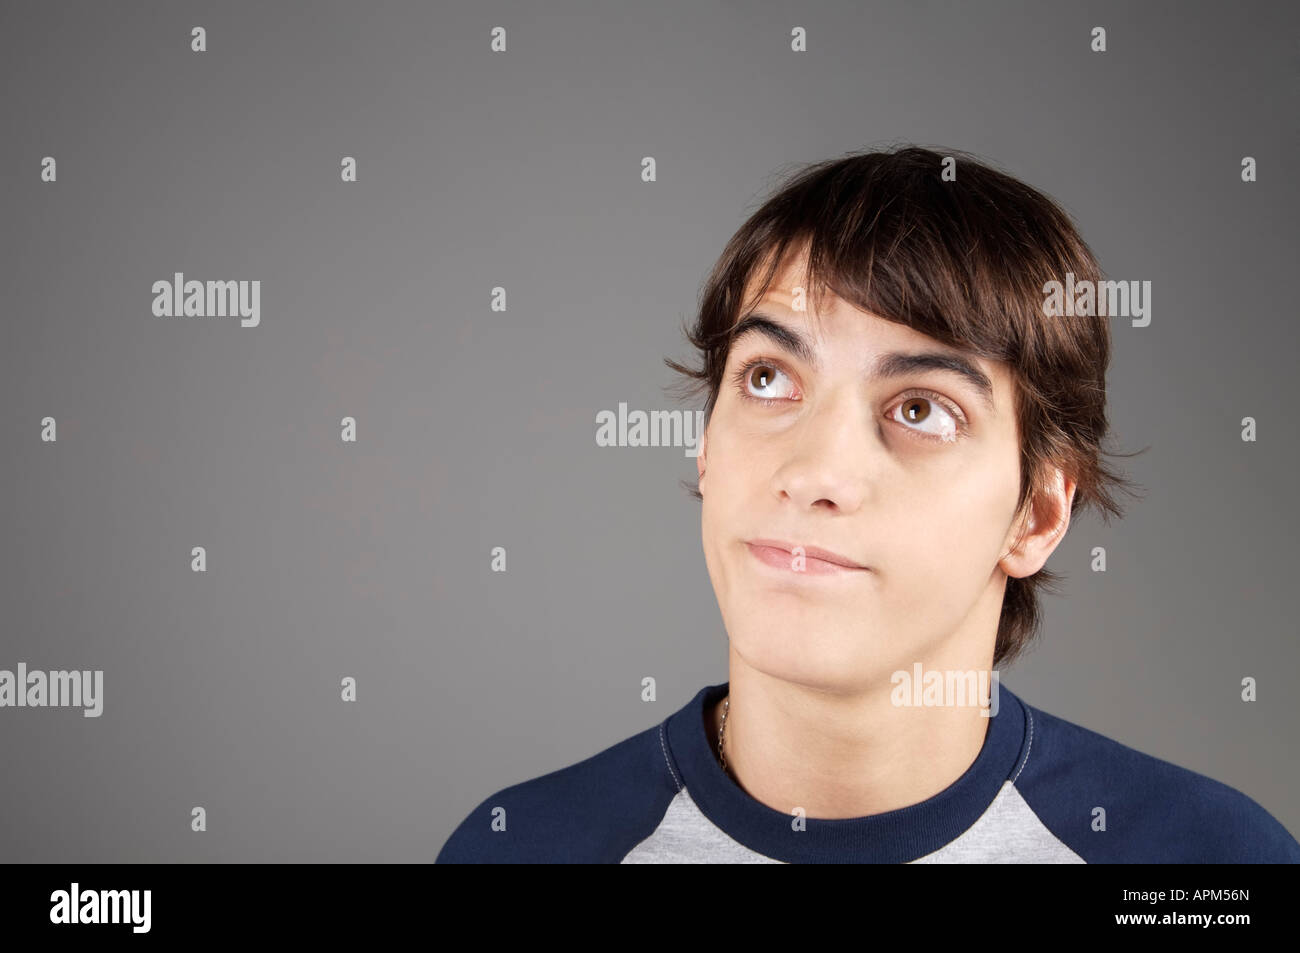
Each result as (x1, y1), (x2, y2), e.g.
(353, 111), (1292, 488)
(710, 640), (998, 819)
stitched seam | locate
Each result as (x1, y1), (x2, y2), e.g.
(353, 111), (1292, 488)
(659, 722), (683, 792)
(1012, 704), (1035, 783)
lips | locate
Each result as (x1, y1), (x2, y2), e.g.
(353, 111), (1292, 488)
(745, 538), (870, 571)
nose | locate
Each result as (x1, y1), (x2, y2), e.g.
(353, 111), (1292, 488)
(769, 385), (870, 513)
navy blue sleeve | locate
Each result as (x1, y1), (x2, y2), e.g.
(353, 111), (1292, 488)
(436, 723), (681, 863)
(1013, 704), (1300, 863)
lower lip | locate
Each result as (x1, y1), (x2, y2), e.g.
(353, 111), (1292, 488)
(744, 542), (870, 577)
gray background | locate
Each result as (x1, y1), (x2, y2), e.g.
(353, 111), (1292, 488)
(1, 0), (1296, 862)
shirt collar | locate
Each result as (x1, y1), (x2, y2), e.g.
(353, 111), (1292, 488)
(664, 680), (1028, 863)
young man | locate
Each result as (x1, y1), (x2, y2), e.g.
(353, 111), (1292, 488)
(436, 145), (1300, 863)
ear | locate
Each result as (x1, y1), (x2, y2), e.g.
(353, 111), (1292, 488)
(999, 466), (1077, 578)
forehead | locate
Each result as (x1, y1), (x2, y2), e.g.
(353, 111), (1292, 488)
(740, 246), (814, 312)
(735, 246), (1015, 411)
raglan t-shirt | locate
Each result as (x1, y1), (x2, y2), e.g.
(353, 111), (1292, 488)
(435, 682), (1300, 863)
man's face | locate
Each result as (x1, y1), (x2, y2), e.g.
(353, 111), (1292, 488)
(697, 252), (1027, 691)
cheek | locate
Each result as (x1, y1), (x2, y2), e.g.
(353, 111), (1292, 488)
(701, 411), (763, 505)
(700, 439), (743, 546)
(699, 417), (770, 593)
(879, 450), (1020, 598)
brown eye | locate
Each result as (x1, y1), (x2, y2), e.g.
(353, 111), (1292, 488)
(735, 360), (796, 402)
(890, 392), (962, 443)
(901, 397), (931, 423)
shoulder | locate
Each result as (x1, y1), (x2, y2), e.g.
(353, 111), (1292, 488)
(1011, 699), (1300, 863)
(435, 719), (682, 863)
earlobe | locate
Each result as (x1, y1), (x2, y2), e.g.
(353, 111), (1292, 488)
(998, 470), (1075, 578)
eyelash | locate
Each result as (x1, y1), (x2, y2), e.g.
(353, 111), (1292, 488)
(728, 355), (970, 443)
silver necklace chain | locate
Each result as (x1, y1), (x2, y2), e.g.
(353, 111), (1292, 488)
(717, 695), (730, 776)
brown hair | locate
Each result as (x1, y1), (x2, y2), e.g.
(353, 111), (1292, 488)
(665, 144), (1147, 668)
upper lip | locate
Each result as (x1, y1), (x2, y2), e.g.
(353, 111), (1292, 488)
(745, 538), (870, 570)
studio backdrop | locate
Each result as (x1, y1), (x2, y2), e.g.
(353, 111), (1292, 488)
(1, 0), (1296, 861)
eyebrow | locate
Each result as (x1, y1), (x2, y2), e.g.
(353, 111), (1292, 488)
(728, 312), (997, 412)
